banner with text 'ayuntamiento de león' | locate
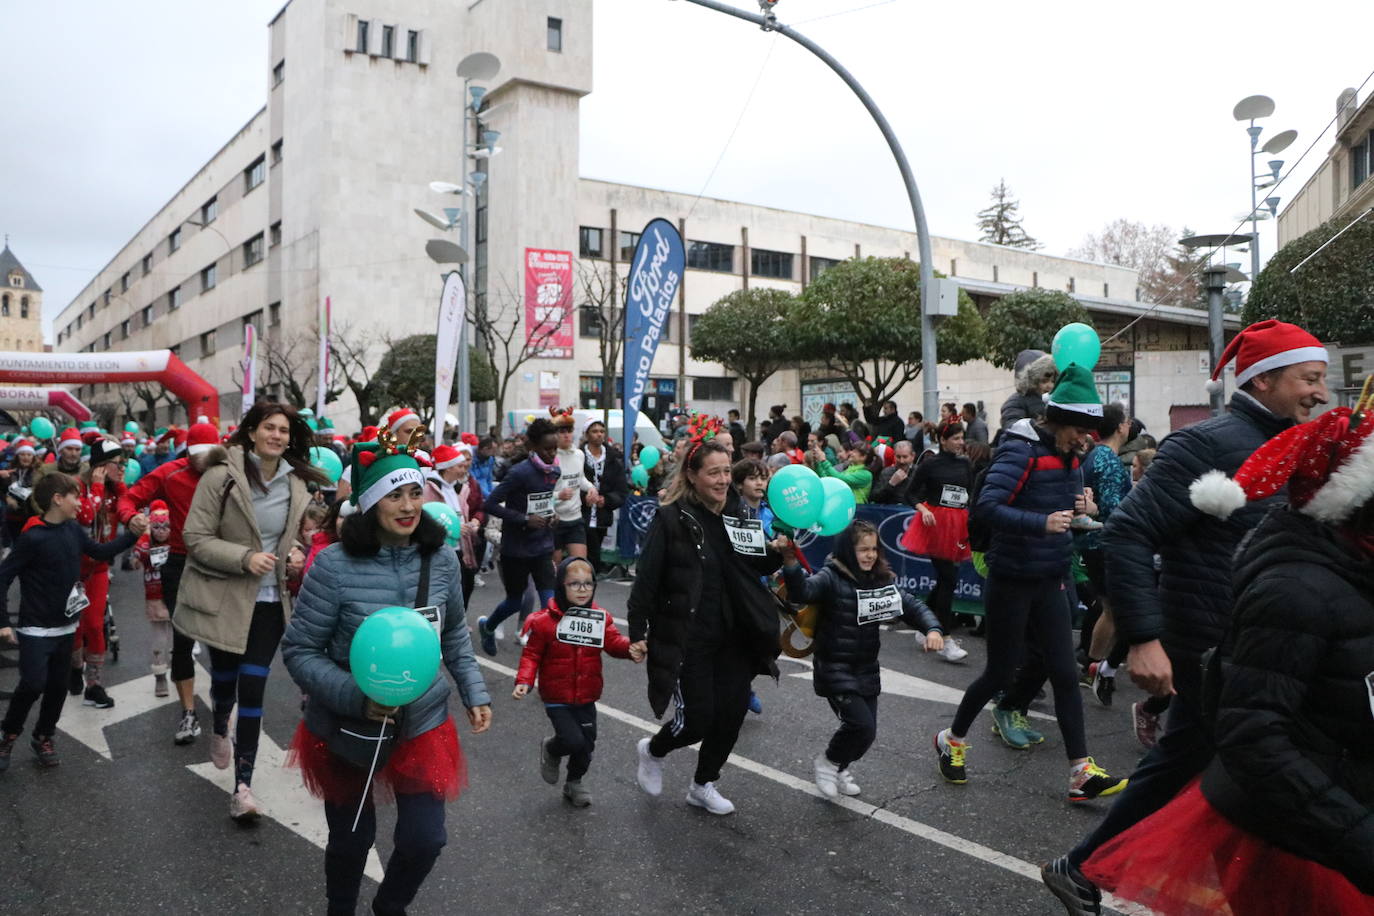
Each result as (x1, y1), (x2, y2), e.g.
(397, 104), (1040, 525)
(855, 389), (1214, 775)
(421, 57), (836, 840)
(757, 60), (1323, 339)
(621, 218), (684, 453)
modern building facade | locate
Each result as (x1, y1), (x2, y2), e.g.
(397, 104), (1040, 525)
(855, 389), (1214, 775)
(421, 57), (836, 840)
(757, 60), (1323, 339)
(1, 244), (44, 353)
(1278, 86), (1374, 247)
(53, 0), (1234, 439)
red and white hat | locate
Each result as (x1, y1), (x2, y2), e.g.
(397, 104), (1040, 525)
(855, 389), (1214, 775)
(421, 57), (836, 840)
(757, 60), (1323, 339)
(431, 444), (468, 470)
(120, 434), (136, 447)
(387, 408), (420, 435)
(148, 499), (171, 522)
(1207, 319), (1327, 394)
(187, 422), (219, 457)
(1190, 401), (1374, 524)
(13, 438), (35, 456)
(57, 428), (82, 452)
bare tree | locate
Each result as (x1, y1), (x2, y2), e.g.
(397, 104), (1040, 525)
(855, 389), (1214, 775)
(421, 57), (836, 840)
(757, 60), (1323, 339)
(1068, 219), (1204, 306)
(131, 381), (178, 429)
(575, 261), (626, 431)
(471, 277), (568, 437)
(328, 322), (386, 427)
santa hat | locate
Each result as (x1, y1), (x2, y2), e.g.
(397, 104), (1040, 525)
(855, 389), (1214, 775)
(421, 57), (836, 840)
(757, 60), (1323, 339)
(172, 428), (189, 451)
(413, 449), (434, 469)
(157, 427), (179, 445)
(1207, 319), (1328, 395)
(148, 500), (171, 522)
(1044, 364), (1103, 428)
(1191, 388), (1374, 524)
(121, 435), (136, 447)
(387, 408), (420, 435)
(342, 432), (426, 516)
(13, 439), (35, 456)
(187, 422), (219, 456)
(431, 444), (467, 470)
(57, 428), (82, 452)
(358, 426), (380, 444)
(460, 431), (479, 447)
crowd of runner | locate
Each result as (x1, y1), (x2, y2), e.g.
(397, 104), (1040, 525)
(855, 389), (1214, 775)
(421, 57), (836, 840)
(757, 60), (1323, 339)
(0, 318), (1369, 915)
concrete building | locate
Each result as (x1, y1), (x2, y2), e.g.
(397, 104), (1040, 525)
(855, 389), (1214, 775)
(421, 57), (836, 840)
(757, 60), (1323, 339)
(1, 243), (44, 353)
(53, 0), (1234, 439)
(1278, 86), (1374, 247)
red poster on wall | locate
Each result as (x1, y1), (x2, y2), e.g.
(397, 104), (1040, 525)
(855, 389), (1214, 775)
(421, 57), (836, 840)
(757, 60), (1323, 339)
(524, 248), (574, 359)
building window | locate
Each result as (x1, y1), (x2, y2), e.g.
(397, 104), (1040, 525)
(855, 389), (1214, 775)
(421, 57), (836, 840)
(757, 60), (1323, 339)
(201, 263), (217, 292)
(121, 319), (130, 339)
(76, 314), (83, 330)
(243, 233), (265, 267)
(0, 294), (7, 316)
(271, 139), (283, 165)
(272, 60), (284, 86)
(200, 331), (216, 356)
(142, 253), (152, 275)
(693, 377), (734, 401)
(7, 273), (20, 288)
(244, 156), (266, 192)
(751, 248), (793, 279)
(579, 304), (604, 338)
(992, 265), (999, 282)
(242, 310), (263, 332)
(103, 331), (112, 349)
(1032, 271), (1039, 288)
(547, 17), (563, 52)
(142, 305), (153, 327)
(87, 302), (96, 319)
(1353, 132), (1371, 189)
(687, 241), (734, 272)
(619, 230), (641, 261)
(168, 286), (182, 310)
(200, 197), (217, 224)
(381, 25), (394, 58)
(20, 296), (28, 319)
(102, 289), (111, 307)
(809, 256), (840, 279)
(269, 302), (281, 326)
(356, 19), (369, 53)
(1103, 282), (1110, 297)
(120, 272), (130, 292)
(406, 30), (419, 62)
(270, 222), (282, 247)
(1067, 276), (1075, 293)
(169, 227), (182, 253)
(579, 226), (604, 259)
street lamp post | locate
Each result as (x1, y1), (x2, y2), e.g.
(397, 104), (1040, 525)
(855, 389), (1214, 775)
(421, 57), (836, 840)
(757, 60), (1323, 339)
(1204, 264), (1229, 416)
(673, 0), (942, 420)
(1232, 95), (1295, 282)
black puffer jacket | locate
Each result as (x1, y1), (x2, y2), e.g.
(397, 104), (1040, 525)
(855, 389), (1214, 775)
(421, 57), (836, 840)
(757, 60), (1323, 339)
(581, 444), (626, 530)
(1105, 392), (1292, 678)
(628, 492), (784, 717)
(1201, 508), (1374, 893)
(783, 558), (939, 697)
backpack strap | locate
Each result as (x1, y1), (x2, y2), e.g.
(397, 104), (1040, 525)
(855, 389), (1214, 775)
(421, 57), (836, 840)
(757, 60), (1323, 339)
(415, 551), (432, 608)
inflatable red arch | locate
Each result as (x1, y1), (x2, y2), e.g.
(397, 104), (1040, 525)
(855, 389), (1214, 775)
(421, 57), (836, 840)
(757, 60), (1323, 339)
(0, 350), (219, 423)
(0, 386), (93, 422)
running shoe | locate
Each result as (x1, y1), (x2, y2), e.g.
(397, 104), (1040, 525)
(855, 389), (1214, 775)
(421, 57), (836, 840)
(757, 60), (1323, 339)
(991, 707), (1030, 749)
(635, 737), (663, 796)
(30, 735), (59, 768)
(1078, 663), (1095, 689)
(539, 737), (560, 785)
(230, 783), (261, 822)
(835, 768), (861, 797)
(0, 732), (17, 772)
(68, 666), (83, 696)
(937, 637), (969, 664)
(1091, 669), (1115, 708)
(563, 779), (592, 807)
(813, 753), (840, 799)
(747, 691), (763, 715)
(210, 732), (233, 770)
(174, 710), (202, 746)
(1017, 711), (1046, 745)
(1041, 855), (1103, 915)
(686, 781), (735, 815)
(934, 729), (968, 784)
(1068, 758), (1126, 802)
(1131, 701), (1161, 750)
(83, 684), (115, 709)
(476, 616), (497, 656)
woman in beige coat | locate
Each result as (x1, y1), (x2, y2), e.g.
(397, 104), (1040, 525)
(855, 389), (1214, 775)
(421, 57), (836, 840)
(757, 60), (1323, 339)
(176, 402), (324, 821)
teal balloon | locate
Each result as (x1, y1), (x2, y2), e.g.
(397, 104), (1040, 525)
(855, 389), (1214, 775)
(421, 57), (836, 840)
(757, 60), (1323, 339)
(349, 606), (442, 706)
(422, 502), (462, 547)
(631, 465), (649, 489)
(1052, 322), (1100, 371)
(767, 464), (824, 530)
(29, 417), (55, 440)
(135, 445), (145, 457)
(123, 460), (142, 486)
(815, 476), (857, 536)
(19, 424), (29, 435)
(308, 446), (344, 484)
(124, 421), (140, 433)
(639, 445), (661, 470)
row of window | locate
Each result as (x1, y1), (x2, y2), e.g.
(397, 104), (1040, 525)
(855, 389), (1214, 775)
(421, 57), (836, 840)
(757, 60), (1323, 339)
(0, 293), (31, 319)
(578, 226), (815, 280)
(354, 19), (421, 62)
(78, 303), (281, 359)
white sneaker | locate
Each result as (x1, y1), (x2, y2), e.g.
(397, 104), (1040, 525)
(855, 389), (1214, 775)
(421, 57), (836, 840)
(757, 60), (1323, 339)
(635, 737), (663, 796)
(835, 768), (861, 797)
(938, 637), (969, 664)
(494, 622), (506, 640)
(686, 781), (735, 815)
(229, 783), (261, 822)
(813, 753), (840, 799)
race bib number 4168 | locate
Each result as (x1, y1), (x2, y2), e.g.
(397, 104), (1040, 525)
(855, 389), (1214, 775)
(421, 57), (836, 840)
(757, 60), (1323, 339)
(556, 607), (606, 647)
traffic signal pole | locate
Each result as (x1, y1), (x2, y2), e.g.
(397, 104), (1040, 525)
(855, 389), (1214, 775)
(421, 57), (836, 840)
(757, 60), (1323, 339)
(674, 0), (941, 420)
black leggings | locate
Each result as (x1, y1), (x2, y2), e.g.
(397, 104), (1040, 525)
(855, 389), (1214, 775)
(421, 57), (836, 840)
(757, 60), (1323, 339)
(649, 642), (754, 785)
(159, 553), (197, 685)
(207, 601), (284, 787)
(927, 559), (959, 634)
(485, 553), (555, 631)
(587, 528), (609, 575)
(952, 573), (1087, 760)
(545, 702), (598, 780)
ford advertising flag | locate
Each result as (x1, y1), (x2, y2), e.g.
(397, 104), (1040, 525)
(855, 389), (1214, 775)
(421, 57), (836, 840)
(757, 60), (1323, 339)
(621, 219), (684, 451)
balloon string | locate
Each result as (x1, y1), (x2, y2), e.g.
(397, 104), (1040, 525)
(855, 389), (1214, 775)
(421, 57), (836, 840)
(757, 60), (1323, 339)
(351, 716), (390, 833)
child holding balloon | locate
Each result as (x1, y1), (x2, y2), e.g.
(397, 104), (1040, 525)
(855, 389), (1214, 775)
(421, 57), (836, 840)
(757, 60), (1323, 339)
(513, 557), (644, 806)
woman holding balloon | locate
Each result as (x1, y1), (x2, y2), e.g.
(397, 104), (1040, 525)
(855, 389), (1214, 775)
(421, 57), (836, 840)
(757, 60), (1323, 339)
(283, 433), (491, 916)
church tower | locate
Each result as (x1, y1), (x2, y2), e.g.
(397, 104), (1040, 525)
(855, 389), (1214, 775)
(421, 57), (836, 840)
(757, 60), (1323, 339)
(0, 241), (44, 352)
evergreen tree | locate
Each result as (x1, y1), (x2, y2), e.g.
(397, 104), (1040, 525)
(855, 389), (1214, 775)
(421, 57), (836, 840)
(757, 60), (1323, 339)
(976, 179), (1041, 250)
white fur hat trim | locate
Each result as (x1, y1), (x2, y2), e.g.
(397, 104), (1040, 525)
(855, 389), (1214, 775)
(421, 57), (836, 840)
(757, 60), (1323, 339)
(1189, 469), (1248, 519)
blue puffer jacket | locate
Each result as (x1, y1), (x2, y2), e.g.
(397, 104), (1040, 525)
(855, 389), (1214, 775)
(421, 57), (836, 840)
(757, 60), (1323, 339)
(974, 418), (1083, 579)
(282, 543), (491, 742)
(483, 456), (559, 558)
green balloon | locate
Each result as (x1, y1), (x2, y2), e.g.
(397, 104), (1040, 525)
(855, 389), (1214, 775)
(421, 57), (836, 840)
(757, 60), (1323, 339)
(422, 502), (462, 547)
(639, 445), (661, 470)
(29, 417), (55, 440)
(767, 464), (824, 530)
(124, 460), (142, 486)
(815, 476), (857, 536)
(124, 421), (140, 433)
(1051, 322), (1100, 371)
(308, 446), (344, 484)
(631, 465), (649, 489)
(135, 445), (145, 457)
(348, 606), (442, 706)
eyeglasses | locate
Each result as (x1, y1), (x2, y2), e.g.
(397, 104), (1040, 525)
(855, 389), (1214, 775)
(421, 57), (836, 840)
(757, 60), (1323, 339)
(565, 580), (595, 590)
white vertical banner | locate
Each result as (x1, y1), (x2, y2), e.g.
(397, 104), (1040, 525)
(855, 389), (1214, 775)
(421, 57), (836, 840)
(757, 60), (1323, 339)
(433, 272), (466, 439)
(315, 296), (330, 419)
(241, 324), (258, 416)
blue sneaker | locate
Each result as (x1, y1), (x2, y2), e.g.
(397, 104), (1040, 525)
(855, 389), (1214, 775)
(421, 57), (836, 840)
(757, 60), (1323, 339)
(747, 691), (762, 715)
(1017, 711), (1046, 745)
(477, 616), (497, 656)
(991, 707), (1030, 749)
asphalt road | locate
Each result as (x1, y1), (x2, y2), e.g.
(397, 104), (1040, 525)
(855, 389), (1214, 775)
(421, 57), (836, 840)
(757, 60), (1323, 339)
(1, 561), (1155, 916)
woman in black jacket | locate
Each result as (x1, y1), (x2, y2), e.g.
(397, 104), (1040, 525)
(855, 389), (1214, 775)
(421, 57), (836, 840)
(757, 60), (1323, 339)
(627, 433), (784, 816)
(782, 521), (942, 799)
(580, 419), (626, 578)
(1079, 405), (1374, 915)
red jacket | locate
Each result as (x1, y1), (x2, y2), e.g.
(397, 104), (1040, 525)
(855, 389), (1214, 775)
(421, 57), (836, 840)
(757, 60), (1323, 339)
(115, 457), (202, 555)
(79, 472), (125, 579)
(515, 600), (631, 706)
(132, 535), (166, 601)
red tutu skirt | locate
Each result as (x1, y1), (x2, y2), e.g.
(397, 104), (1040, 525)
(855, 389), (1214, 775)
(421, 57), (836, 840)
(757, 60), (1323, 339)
(285, 717), (468, 806)
(900, 505), (971, 563)
(1082, 779), (1374, 916)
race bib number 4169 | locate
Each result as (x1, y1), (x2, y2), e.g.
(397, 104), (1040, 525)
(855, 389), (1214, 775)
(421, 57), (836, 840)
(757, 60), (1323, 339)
(723, 516), (766, 556)
(556, 607), (606, 647)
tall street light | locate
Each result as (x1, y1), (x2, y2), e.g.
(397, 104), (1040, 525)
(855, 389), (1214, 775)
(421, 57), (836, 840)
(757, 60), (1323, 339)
(672, 0), (947, 420)
(1232, 95), (1296, 283)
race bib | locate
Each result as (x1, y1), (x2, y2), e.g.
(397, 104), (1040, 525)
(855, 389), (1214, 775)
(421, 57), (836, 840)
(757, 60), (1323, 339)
(723, 516), (766, 556)
(8, 482), (31, 501)
(856, 585), (901, 626)
(559, 472), (582, 495)
(65, 583), (91, 618)
(148, 545), (170, 568)
(939, 485), (969, 509)
(527, 490), (555, 518)
(555, 607), (606, 648)
(416, 605), (442, 640)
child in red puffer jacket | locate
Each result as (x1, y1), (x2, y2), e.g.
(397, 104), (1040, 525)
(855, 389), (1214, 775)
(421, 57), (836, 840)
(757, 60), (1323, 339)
(514, 556), (644, 806)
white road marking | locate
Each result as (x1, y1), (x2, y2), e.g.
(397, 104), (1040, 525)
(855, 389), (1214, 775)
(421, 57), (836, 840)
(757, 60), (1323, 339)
(57, 673), (180, 760)
(787, 667), (1057, 722)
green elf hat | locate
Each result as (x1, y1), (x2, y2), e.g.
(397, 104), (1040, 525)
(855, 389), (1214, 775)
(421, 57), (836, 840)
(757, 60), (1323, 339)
(341, 426), (428, 516)
(1045, 363), (1103, 429)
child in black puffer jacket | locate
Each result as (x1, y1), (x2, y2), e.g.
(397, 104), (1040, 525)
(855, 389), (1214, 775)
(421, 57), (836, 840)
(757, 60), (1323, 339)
(781, 520), (943, 799)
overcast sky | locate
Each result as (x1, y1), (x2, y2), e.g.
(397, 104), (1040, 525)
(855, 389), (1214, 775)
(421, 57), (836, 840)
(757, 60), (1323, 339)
(3, 0), (1370, 341)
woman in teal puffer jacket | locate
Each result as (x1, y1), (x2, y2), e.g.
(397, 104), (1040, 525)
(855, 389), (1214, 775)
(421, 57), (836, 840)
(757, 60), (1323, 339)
(282, 437), (491, 916)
